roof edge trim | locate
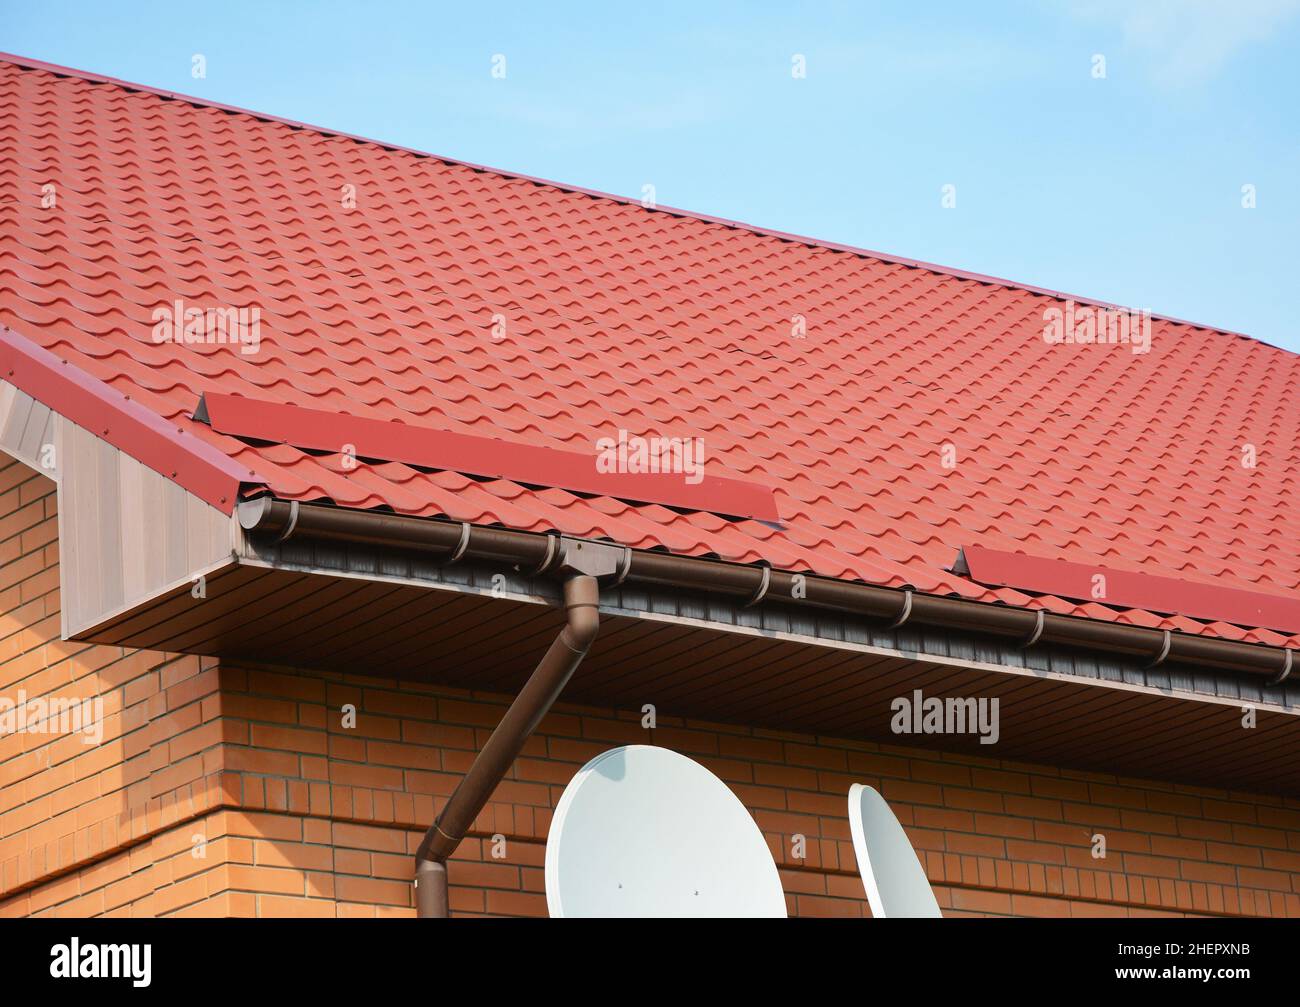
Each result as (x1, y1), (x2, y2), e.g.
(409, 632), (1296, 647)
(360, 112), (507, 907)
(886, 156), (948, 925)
(0, 326), (247, 512)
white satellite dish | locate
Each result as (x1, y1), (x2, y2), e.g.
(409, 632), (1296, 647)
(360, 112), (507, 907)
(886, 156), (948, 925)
(848, 783), (942, 918)
(546, 745), (786, 918)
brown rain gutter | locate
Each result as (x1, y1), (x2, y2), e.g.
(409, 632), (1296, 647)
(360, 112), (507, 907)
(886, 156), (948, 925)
(237, 498), (1294, 684)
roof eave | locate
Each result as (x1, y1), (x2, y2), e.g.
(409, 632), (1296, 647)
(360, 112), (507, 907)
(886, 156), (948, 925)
(237, 496), (1295, 684)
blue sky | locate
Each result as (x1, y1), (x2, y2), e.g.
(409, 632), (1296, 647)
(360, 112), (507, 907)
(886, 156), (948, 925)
(4, 0), (1299, 349)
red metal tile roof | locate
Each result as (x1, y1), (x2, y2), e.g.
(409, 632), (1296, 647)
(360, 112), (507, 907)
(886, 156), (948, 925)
(2, 54), (1298, 648)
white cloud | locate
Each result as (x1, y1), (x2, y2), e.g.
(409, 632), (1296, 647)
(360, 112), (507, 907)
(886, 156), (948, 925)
(1071, 0), (1300, 85)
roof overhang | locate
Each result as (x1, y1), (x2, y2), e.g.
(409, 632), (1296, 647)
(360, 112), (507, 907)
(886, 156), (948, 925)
(20, 467), (1294, 794)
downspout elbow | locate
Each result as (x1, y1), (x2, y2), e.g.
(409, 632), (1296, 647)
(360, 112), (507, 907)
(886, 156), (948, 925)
(560, 575), (601, 653)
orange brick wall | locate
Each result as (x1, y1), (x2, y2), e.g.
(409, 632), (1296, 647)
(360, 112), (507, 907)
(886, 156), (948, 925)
(3, 456), (1299, 918)
(0, 457), (232, 913)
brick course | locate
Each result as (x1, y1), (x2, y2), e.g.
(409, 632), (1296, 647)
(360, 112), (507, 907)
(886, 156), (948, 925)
(3, 457), (1298, 917)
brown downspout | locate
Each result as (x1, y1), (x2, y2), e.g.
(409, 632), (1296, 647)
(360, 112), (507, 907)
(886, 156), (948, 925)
(413, 574), (600, 917)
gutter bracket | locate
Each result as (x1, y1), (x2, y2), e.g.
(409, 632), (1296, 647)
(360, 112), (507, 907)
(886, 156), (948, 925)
(1267, 648), (1293, 687)
(1019, 609), (1046, 649)
(887, 589), (914, 630)
(611, 546), (632, 586)
(529, 533), (560, 575)
(441, 522), (471, 565)
(1145, 629), (1173, 669)
(274, 500), (300, 543)
(745, 566), (771, 607)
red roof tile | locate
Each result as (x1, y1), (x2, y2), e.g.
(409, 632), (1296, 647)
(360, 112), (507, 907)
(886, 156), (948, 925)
(2, 54), (1298, 647)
